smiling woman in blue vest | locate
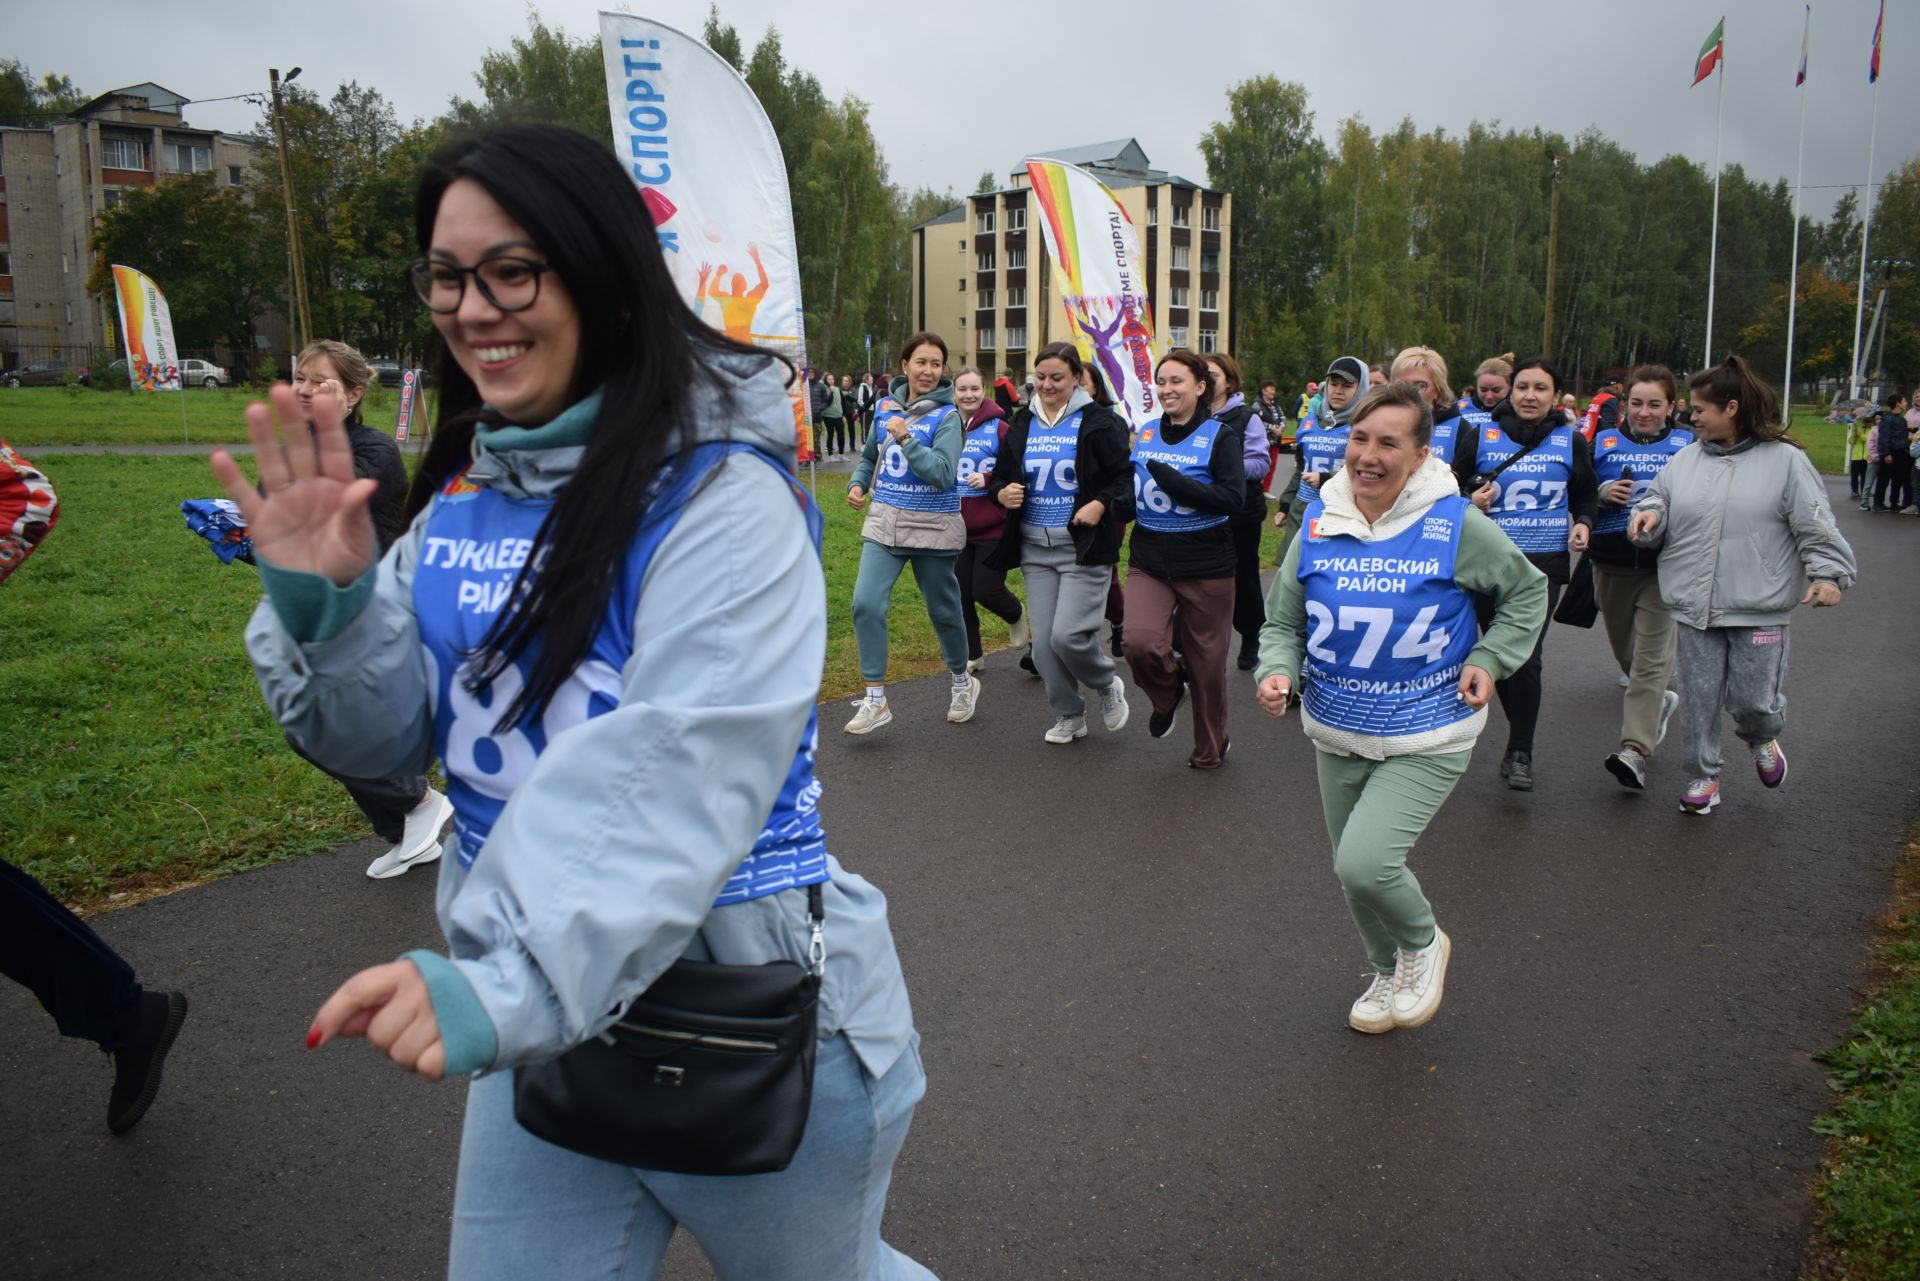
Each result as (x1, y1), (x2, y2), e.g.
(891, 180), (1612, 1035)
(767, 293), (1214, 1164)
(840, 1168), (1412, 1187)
(1122, 350), (1247, 769)
(1257, 381), (1546, 1034)
(844, 332), (979, 734)
(1449, 357), (1598, 792)
(211, 125), (933, 1281)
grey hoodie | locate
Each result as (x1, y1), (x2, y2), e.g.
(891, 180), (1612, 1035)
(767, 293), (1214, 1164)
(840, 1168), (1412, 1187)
(244, 351), (915, 1078)
(1631, 436), (1856, 629)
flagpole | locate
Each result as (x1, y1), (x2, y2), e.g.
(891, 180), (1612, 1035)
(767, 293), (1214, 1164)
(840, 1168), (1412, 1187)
(1704, 51), (1726, 369)
(1783, 71), (1808, 425)
(1848, 80), (1881, 400)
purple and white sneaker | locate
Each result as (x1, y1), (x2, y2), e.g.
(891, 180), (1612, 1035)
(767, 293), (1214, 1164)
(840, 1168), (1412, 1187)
(1680, 777), (1720, 814)
(1752, 739), (1788, 789)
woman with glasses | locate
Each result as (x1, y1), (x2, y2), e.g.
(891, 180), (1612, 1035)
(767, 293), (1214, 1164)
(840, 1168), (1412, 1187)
(226, 125), (934, 1280)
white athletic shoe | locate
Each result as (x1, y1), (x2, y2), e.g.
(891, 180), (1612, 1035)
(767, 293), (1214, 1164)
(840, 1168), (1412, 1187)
(1349, 971), (1396, 1034)
(1605, 745), (1647, 790)
(1656, 690), (1680, 747)
(1044, 714), (1088, 744)
(947, 675), (981, 724)
(1390, 927), (1451, 1028)
(844, 698), (892, 735)
(366, 789), (452, 880)
(1618, 672), (1631, 688)
(1008, 611), (1030, 650)
(966, 657), (986, 675)
(1097, 674), (1130, 732)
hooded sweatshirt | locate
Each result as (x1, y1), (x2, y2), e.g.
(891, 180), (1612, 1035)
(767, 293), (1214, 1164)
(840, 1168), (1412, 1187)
(1257, 455), (1547, 760)
(243, 350), (915, 1080)
(849, 375), (965, 552)
(1276, 358), (1365, 509)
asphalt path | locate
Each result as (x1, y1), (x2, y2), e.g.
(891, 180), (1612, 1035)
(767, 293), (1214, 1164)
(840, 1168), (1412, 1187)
(4, 477), (1915, 1280)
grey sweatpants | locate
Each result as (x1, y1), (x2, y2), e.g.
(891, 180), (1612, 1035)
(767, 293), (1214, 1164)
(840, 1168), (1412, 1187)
(1673, 623), (1789, 780)
(1019, 526), (1118, 718)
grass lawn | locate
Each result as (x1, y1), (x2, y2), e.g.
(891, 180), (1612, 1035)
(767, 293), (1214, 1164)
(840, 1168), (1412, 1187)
(0, 383), (419, 446)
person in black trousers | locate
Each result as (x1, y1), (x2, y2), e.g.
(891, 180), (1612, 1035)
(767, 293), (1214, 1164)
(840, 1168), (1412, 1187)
(1870, 392), (1913, 513)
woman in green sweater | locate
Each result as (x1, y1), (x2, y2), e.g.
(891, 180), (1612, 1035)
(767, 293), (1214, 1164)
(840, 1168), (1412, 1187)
(1256, 381), (1546, 1033)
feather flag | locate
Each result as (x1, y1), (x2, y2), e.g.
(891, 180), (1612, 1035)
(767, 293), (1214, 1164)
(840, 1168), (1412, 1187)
(1870, 0), (1884, 82)
(1694, 17), (1726, 85)
(1797, 4), (1810, 85)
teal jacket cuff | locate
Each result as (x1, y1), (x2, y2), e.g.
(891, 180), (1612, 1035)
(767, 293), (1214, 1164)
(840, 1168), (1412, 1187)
(405, 949), (499, 1076)
(257, 559), (376, 645)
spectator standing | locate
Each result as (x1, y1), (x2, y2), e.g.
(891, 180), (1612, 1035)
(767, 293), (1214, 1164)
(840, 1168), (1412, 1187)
(1869, 392), (1913, 513)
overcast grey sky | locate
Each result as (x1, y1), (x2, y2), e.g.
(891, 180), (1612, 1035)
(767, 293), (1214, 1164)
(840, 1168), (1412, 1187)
(15, 0), (1918, 218)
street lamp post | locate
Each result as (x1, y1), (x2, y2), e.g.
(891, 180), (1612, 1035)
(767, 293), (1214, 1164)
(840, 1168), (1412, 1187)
(1542, 150), (1562, 359)
(269, 67), (312, 368)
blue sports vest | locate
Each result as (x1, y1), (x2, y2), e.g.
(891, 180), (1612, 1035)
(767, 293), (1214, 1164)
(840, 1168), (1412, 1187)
(870, 398), (961, 514)
(1022, 410), (1083, 529)
(1592, 427), (1693, 534)
(957, 419), (1000, 502)
(412, 442), (830, 907)
(1132, 417), (1230, 534)
(1296, 495), (1479, 737)
(1472, 423), (1577, 554)
(1297, 422), (1351, 495)
(1428, 412), (1463, 466)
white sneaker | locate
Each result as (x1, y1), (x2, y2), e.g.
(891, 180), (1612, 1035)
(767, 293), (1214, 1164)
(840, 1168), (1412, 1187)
(1097, 674), (1129, 732)
(1390, 927), (1451, 1028)
(1656, 690), (1680, 746)
(366, 789), (452, 880)
(947, 675), (981, 723)
(1043, 714), (1088, 744)
(1605, 745), (1647, 790)
(844, 698), (892, 735)
(1618, 672), (1631, 688)
(1008, 610), (1030, 650)
(1349, 971), (1396, 1034)
(966, 657), (986, 675)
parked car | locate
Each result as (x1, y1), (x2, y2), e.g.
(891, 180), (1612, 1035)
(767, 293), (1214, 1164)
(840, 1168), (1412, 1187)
(367, 360), (433, 389)
(4, 359), (89, 387)
(182, 358), (231, 388)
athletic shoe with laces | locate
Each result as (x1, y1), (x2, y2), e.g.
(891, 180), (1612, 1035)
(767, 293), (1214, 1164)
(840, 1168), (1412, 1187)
(1097, 674), (1129, 731)
(1680, 776), (1720, 813)
(1656, 690), (1680, 746)
(947, 675), (981, 724)
(1008, 611), (1030, 650)
(844, 698), (892, 735)
(366, 789), (453, 880)
(108, 991), (188, 1135)
(1390, 927), (1451, 1028)
(1605, 745), (1647, 790)
(1752, 738), (1787, 788)
(1348, 971), (1396, 1034)
(1149, 686), (1185, 739)
(1043, 714), (1088, 744)
(1505, 750), (1534, 791)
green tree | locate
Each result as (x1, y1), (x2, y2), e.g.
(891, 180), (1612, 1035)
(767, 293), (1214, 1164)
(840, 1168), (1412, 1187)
(448, 14), (612, 143)
(0, 60), (85, 128)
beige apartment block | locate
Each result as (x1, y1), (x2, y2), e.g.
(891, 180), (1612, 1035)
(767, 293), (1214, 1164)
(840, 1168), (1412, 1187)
(908, 139), (1231, 385)
(0, 82), (264, 365)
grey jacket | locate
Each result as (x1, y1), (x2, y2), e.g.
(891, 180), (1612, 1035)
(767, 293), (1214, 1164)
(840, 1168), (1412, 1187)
(244, 353), (915, 1079)
(1631, 436), (1856, 629)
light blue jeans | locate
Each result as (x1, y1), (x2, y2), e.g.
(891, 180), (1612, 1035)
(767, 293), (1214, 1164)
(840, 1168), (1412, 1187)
(448, 1034), (936, 1281)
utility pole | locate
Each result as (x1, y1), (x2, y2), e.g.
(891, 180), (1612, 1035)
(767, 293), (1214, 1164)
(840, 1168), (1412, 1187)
(1543, 150), (1562, 358)
(270, 67), (312, 363)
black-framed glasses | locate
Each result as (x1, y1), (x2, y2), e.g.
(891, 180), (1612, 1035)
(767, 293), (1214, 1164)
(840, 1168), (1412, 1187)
(408, 256), (551, 314)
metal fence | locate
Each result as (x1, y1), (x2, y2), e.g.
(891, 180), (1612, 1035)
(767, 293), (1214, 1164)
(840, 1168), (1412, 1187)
(0, 342), (265, 386)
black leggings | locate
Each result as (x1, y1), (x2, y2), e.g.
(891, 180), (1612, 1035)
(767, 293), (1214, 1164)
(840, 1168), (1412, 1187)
(956, 538), (1023, 660)
(1, 858), (144, 1049)
(1229, 497), (1266, 655)
(1474, 577), (1563, 756)
(1872, 453), (1913, 511)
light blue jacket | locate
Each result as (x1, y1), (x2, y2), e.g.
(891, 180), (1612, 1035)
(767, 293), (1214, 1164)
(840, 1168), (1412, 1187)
(245, 351), (916, 1078)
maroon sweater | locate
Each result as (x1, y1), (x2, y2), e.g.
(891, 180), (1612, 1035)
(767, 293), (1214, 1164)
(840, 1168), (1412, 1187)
(962, 399), (1012, 543)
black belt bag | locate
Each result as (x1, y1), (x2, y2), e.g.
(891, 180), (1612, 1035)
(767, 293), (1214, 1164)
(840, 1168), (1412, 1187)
(512, 882), (826, 1176)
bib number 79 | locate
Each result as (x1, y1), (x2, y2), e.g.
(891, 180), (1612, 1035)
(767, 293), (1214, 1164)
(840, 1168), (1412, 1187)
(1304, 602), (1450, 670)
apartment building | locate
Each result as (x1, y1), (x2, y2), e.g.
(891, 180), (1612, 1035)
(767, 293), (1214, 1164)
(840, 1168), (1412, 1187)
(908, 139), (1231, 384)
(0, 83), (260, 363)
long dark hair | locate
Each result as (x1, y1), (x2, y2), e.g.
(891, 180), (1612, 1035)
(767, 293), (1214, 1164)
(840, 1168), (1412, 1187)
(1690, 355), (1798, 446)
(405, 124), (784, 730)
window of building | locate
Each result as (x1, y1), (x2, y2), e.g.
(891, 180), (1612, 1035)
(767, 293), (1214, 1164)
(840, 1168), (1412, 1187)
(0, 251), (11, 275)
(1006, 207), (1025, 231)
(103, 190), (122, 209)
(979, 287), (994, 308)
(163, 143), (213, 173)
(1202, 204), (1220, 231)
(228, 164), (243, 185)
(1201, 249), (1219, 274)
(1171, 201), (1190, 228)
(1198, 329), (1218, 353)
(1171, 244), (1190, 270)
(1006, 325), (1026, 350)
(1169, 285), (1189, 307)
(1200, 288), (1218, 311)
(977, 248), (996, 271)
(1169, 326), (1189, 347)
(976, 209), (995, 233)
(1006, 284), (1026, 307)
(1147, 203), (1158, 227)
(1007, 246), (1026, 270)
(979, 328), (995, 350)
(101, 137), (152, 170)
(959, 316), (967, 328)
(958, 239), (965, 249)
(959, 277), (966, 292)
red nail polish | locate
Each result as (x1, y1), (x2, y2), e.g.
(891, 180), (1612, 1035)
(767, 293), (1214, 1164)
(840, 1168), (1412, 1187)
(305, 1024), (323, 1049)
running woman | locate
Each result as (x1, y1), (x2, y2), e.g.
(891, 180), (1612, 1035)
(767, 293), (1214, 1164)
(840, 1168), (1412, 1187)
(1256, 382), (1546, 1033)
(1591, 366), (1692, 790)
(1629, 355), (1855, 815)
(952, 368), (1028, 672)
(1451, 356), (1598, 791)
(228, 125), (934, 1279)
(845, 332), (978, 733)
(1124, 351), (1247, 769)
(984, 342), (1132, 744)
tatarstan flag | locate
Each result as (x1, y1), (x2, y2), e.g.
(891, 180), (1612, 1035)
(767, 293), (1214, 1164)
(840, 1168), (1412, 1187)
(1693, 17), (1726, 85)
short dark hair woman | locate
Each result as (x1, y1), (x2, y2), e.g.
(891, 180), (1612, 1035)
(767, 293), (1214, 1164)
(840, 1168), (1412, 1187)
(1257, 381), (1545, 1033)
(1629, 355), (1855, 814)
(214, 124), (932, 1279)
